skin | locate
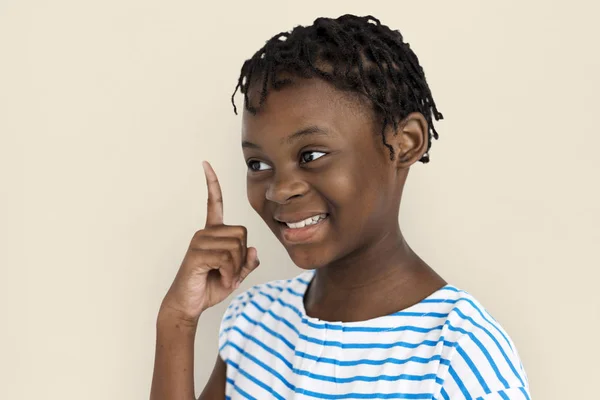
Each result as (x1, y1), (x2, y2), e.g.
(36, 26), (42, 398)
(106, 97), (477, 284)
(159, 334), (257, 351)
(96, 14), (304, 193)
(151, 75), (447, 400)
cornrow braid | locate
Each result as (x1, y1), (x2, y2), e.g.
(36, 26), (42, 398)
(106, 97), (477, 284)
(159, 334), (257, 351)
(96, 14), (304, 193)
(231, 14), (443, 163)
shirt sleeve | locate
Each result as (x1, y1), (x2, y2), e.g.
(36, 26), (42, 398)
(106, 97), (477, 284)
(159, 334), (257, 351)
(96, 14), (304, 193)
(217, 292), (246, 363)
(477, 387), (531, 399)
(437, 329), (530, 399)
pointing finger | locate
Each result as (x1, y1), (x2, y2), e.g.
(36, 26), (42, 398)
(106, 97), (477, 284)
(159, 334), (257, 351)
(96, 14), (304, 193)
(202, 161), (224, 227)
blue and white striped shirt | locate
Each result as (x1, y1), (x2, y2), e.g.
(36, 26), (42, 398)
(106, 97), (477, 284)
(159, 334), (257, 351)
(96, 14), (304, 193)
(218, 269), (530, 399)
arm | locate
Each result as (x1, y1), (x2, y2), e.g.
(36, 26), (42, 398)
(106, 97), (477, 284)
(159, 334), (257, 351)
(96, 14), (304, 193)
(150, 308), (199, 400)
(149, 307), (227, 400)
(150, 162), (258, 400)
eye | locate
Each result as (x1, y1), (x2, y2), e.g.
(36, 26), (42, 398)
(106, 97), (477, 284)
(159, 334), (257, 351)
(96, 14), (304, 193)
(247, 160), (272, 172)
(300, 151), (326, 164)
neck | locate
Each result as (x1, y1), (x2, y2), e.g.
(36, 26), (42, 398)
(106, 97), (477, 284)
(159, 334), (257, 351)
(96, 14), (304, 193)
(305, 224), (446, 322)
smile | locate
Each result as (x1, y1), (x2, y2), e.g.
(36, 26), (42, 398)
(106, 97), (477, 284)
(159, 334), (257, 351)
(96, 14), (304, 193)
(284, 213), (327, 229)
(276, 213), (330, 244)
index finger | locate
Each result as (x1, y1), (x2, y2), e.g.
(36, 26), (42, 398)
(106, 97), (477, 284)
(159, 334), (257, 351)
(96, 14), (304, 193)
(202, 161), (224, 227)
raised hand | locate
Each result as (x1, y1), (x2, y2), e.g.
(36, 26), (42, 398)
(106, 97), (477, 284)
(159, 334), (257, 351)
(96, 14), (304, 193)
(160, 161), (260, 323)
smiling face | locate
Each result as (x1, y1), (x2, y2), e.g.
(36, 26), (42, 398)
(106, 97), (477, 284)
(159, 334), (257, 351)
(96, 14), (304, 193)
(241, 77), (420, 270)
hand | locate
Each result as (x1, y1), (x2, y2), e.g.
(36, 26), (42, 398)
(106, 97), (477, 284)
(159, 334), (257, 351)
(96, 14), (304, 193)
(160, 161), (260, 324)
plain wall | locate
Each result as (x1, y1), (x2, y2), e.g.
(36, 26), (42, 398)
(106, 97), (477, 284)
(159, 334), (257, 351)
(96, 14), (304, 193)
(1, 1), (599, 399)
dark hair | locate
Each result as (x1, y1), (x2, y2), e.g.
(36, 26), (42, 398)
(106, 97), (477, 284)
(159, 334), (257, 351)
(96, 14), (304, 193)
(231, 14), (443, 163)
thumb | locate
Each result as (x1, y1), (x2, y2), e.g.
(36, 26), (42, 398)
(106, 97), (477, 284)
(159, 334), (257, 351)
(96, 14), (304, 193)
(239, 247), (260, 282)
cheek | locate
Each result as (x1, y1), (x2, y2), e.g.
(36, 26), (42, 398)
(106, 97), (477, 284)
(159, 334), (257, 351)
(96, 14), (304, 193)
(324, 162), (380, 209)
(324, 162), (389, 234)
(320, 165), (360, 207)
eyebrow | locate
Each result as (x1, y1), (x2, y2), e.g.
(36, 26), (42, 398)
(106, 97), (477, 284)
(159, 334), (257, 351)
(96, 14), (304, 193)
(242, 125), (329, 149)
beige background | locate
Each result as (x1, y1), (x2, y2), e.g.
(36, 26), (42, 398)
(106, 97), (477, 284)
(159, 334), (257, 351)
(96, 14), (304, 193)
(1, 1), (599, 399)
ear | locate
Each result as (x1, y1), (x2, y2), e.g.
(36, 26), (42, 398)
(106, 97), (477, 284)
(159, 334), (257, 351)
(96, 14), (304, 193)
(387, 112), (429, 168)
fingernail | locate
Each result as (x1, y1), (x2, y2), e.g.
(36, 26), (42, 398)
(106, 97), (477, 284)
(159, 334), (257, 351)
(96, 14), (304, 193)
(233, 279), (241, 289)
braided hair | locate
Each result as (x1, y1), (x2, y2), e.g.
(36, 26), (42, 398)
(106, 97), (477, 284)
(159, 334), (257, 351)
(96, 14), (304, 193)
(231, 14), (443, 163)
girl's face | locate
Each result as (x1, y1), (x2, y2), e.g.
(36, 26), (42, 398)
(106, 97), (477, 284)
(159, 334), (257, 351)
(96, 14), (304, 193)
(241, 78), (408, 269)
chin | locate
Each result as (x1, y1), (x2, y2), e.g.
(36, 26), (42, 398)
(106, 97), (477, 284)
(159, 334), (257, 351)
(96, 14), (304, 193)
(285, 245), (334, 270)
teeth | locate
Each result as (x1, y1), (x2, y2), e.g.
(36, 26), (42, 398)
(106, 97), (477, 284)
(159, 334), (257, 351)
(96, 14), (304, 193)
(286, 214), (327, 229)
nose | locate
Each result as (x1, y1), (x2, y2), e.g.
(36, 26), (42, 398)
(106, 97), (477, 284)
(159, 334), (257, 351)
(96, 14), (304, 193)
(265, 168), (310, 205)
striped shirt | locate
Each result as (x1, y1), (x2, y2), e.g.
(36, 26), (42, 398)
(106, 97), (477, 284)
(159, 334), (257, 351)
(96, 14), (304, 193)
(218, 269), (531, 399)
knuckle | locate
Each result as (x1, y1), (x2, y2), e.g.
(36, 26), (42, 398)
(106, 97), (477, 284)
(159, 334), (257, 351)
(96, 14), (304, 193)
(236, 240), (244, 253)
(192, 229), (208, 240)
(231, 225), (247, 238)
(220, 250), (233, 262)
(224, 238), (243, 254)
(190, 233), (210, 248)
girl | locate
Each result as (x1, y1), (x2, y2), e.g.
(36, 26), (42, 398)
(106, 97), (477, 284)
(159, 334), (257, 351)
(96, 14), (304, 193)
(150, 14), (530, 400)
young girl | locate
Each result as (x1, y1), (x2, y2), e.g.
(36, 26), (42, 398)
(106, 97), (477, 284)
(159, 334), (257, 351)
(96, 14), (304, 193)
(150, 14), (531, 400)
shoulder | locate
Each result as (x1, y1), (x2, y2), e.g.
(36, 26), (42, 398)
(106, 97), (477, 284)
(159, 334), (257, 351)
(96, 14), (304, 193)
(435, 285), (531, 399)
(217, 270), (312, 360)
(219, 270), (310, 326)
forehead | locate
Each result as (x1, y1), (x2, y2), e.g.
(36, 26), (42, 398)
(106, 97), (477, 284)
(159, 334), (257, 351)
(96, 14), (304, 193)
(241, 77), (373, 141)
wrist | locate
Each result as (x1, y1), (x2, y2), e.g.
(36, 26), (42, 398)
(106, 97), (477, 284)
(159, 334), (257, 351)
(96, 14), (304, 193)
(157, 302), (201, 331)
